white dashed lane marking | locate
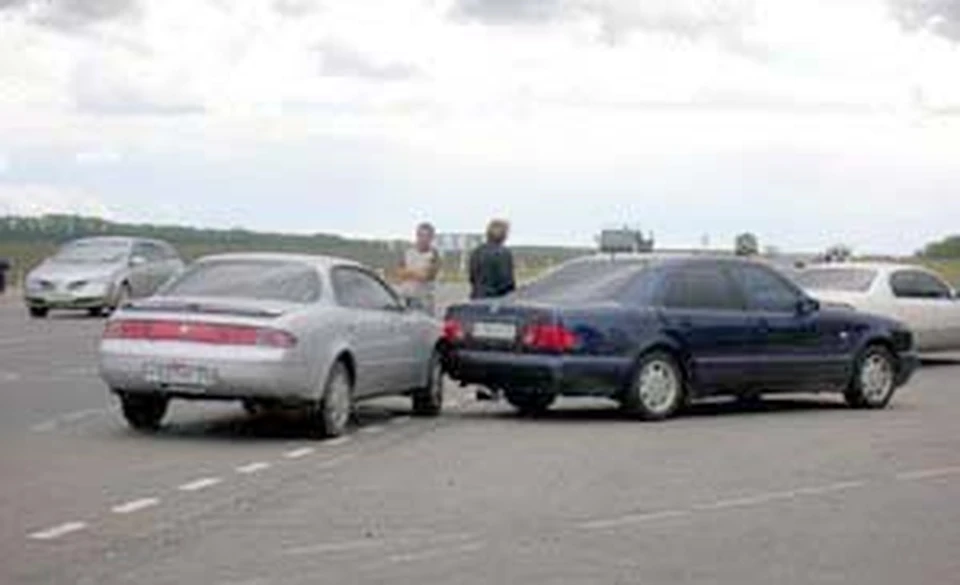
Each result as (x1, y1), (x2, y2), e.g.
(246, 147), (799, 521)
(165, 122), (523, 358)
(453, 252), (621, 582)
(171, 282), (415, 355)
(178, 477), (222, 492)
(316, 454), (355, 470)
(580, 510), (691, 531)
(111, 498), (159, 515)
(389, 416), (411, 425)
(28, 522), (88, 541)
(325, 437), (351, 447)
(283, 447), (315, 460)
(359, 425), (384, 435)
(236, 462), (272, 474)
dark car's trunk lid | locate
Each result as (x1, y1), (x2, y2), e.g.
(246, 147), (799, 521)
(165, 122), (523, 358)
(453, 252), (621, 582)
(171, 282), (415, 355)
(444, 300), (559, 351)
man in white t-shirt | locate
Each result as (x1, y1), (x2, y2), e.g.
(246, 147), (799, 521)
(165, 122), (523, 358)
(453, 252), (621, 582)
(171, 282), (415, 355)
(396, 222), (441, 315)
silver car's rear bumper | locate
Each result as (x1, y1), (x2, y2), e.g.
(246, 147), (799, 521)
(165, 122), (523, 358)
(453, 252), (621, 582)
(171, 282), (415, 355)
(99, 340), (314, 401)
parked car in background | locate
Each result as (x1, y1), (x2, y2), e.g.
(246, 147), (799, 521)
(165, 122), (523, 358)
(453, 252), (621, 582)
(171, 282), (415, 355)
(792, 262), (960, 353)
(98, 253), (444, 437)
(442, 254), (918, 419)
(24, 236), (184, 318)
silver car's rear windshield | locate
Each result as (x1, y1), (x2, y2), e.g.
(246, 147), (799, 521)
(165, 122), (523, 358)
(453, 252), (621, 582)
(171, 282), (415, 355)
(512, 257), (651, 302)
(54, 240), (130, 264)
(163, 260), (321, 303)
(792, 268), (877, 292)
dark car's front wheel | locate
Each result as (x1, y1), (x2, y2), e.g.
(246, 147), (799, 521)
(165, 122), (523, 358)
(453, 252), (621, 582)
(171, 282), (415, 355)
(505, 391), (556, 416)
(622, 351), (686, 421)
(845, 345), (897, 409)
(118, 392), (169, 432)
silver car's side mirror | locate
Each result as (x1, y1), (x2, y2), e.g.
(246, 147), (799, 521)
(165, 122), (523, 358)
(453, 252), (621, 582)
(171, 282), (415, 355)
(129, 255), (147, 267)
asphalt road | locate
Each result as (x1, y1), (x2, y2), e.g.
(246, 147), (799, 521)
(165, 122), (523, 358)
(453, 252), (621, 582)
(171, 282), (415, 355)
(2, 288), (960, 584)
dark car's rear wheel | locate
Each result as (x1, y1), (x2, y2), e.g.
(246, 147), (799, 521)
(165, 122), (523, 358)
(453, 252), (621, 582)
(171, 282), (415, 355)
(118, 392), (169, 432)
(310, 361), (353, 438)
(845, 345), (897, 409)
(505, 391), (556, 416)
(622, 351), (685, 421)
(29, 307), (48, 319)
(412, 350), (444, 417)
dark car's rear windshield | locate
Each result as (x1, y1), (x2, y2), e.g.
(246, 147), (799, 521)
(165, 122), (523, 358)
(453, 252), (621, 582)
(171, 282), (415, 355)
(163, 260), (321, 303)
(512, 257), (650, 302)
(791, 268), (877, 292)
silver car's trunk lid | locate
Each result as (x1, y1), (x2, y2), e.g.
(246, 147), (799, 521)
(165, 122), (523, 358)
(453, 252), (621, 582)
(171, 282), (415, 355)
(118, 296), (305, 324)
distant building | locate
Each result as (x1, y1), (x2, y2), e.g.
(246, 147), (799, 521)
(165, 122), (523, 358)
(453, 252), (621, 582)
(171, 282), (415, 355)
(597, 228), (654, 253)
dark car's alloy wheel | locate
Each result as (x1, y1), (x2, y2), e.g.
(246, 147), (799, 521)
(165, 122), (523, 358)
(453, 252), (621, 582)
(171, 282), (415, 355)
(312, 361), (353, 438)
(412, 351), (444, 417)
(845, 345), (896, 409)
(119, 392), (169, 432)
(505, 391), (556, 416)
(623, 352), (685, 421)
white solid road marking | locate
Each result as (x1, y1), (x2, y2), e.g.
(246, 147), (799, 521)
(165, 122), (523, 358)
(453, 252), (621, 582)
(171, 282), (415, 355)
(896, 466), (960, 481)
(111, 498), (159, 515)
(359, 425), (385, 435)
(581, 480), (868, 531)
(325, 436), (351, 447)
(283, 447), (315, 459)
(316, 454), (355, 470)
(1, 370), (21, 382)
(284, 539), (386, 556)
(388, 542), (485, 564)
(236, 462), (272, 474)
(30, 408), (107, 432)
(580, 509), (691, 531)
(389, 416), (412, 425)
(178, 477), (222, 492)
(28, 522), (88, 541)
(30, 420), (58, 432)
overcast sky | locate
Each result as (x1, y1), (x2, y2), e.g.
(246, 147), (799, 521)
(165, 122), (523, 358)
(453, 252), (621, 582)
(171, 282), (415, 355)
(0, 0), (958, 253)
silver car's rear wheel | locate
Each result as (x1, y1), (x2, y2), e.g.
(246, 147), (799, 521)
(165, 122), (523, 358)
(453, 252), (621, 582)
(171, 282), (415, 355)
(412, 350), (443, 417)
(119, 392), (169, 432)
(312, 361), (353, 438)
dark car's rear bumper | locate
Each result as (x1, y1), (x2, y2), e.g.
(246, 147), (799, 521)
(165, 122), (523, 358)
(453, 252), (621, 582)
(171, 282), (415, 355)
(896, 351), (920, 387)
(443, 350), (632, 397)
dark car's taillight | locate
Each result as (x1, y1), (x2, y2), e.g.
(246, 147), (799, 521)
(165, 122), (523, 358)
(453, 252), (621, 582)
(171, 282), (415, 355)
(442, 319), (465, 342)
(103, 319), (297, 348)
(521, 324), (577, 352)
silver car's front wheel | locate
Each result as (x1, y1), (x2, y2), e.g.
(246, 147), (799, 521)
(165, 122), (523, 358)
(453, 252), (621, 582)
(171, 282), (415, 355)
(312, 361), (353, 438)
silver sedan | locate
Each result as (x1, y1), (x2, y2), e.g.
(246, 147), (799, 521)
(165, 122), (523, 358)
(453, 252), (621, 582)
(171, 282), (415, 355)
(24, 236), (184, 318)
(98, 253), (444, 437)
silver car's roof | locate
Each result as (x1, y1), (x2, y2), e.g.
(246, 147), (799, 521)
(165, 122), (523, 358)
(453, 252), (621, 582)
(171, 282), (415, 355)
(192, 252), (362, 270)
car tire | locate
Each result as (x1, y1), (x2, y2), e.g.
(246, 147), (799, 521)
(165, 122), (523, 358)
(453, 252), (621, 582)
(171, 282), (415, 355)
(845, 345), (897, 410)
(311, 361), (353, 438)
(412, 350), (444, 417)
(505, 391), (556, 416)
(88, 307), (106, 318)
(622, 351), (686, 421)
(110, 283), (132, 313)
(242, 399), (265, 416)
(119, 392), (169, 432)
(29, 307), (48, 319)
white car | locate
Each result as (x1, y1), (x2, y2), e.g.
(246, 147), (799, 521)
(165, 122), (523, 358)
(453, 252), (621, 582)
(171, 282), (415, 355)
(792, 262), (960, 353)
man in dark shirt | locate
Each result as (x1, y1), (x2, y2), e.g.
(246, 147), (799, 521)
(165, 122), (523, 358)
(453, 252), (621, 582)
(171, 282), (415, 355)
(469, 219), (515, 300)
(468, 219), (515, 400)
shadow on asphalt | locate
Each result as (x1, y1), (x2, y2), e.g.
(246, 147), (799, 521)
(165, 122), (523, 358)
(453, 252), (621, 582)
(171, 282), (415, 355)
(459, 395), (900, 425)
(920, 358), (960, 367)
(115, 403), (413, 443)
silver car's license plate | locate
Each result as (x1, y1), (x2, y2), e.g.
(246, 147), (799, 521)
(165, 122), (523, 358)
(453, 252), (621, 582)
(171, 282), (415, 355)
(143, 362), (215, 389)
(472, 322), (517, 341)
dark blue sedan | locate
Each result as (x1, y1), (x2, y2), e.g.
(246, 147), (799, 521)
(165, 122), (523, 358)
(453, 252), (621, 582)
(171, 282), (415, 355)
(442, 254), (919, 419)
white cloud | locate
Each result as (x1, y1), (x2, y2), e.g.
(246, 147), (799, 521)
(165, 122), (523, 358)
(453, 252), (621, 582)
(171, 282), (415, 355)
(0, 184), (114, 218)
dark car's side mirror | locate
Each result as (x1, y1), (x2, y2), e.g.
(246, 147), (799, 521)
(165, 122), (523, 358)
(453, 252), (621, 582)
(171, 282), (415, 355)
(796, 297), (820, 315)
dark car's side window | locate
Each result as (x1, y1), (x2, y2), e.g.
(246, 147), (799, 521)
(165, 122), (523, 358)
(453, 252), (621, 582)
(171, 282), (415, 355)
(657, 266), (743, 311)
(332, 267), (401, 311)
(890, 270), (952, 300)
(732, 264), (801, 312)
(133, 242), (163, 262)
